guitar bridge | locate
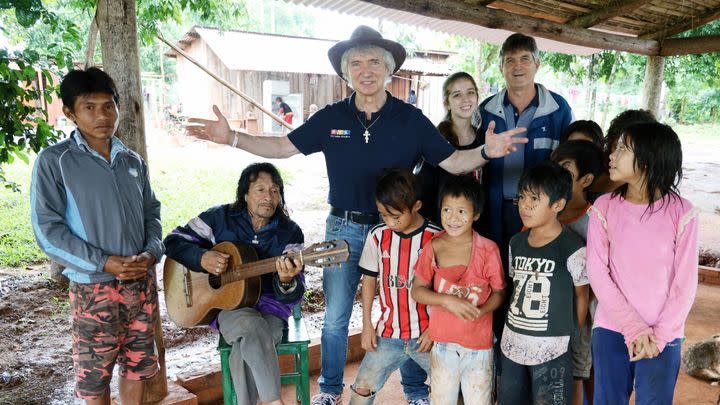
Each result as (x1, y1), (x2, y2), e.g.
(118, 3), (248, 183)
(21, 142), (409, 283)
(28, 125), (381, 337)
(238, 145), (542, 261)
(183, 269), (193, 307)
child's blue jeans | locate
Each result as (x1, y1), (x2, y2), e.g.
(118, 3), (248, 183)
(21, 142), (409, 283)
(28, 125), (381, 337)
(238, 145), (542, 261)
(592, 327), (681, 405)
(498, 350), (572, 405)
(349, 337), (431, 404)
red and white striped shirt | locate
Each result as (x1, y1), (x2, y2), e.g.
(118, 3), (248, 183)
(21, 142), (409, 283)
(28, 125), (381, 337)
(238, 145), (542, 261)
(359, 220), (442, 339)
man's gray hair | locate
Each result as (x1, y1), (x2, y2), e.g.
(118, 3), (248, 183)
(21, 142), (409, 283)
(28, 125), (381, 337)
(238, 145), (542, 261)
(340, 45), (395, 88)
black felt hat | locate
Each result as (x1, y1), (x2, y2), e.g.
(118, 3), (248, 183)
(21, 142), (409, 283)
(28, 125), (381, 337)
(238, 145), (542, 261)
(328, 25), (406, 80)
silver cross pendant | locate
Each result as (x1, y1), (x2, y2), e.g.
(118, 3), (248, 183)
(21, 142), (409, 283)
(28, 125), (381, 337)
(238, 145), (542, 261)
(363, 130), (370, 144)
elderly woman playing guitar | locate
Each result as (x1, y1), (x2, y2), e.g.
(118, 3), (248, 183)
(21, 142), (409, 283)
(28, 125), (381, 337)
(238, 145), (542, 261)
(164, 162), (304, 405)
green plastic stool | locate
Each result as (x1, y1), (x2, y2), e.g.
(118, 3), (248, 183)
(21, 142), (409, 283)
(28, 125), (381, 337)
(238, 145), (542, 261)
(218, 304), (311, 405)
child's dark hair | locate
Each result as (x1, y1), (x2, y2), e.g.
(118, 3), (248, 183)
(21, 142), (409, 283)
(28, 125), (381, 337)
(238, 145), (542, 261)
(518, 161), (573, 205)
(605, 109), (656, 153)
(60, 67), (119, 110)
(375, 169), (421, 212)
(438, 175), (484, 216)
(550, 141), (604, 191)
(612, 122), (682, 213)
(561, 120), (604, 148)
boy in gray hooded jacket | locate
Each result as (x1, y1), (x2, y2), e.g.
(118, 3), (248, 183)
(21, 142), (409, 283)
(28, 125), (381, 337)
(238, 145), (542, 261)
(31, 67), (163, 405)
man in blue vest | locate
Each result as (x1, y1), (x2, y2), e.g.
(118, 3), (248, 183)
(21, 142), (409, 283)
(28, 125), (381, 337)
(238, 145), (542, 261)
(472, 32), (574, 377)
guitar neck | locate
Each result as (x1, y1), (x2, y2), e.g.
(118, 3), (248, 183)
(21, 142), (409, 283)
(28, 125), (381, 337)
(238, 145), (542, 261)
(223, 258), (278, 283)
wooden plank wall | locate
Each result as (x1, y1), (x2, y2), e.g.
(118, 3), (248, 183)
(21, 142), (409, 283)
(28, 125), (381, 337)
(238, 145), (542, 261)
(206, 44), (345, 133)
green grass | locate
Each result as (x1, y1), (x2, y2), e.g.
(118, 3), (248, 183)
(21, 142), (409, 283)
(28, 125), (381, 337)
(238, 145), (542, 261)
(0, 159), (39, 267)
(0, 147), (292, 267)
(674, 123), (720, 144)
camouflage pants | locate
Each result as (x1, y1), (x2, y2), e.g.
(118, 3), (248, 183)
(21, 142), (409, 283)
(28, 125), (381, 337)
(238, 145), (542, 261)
(69, 275), (158, 399)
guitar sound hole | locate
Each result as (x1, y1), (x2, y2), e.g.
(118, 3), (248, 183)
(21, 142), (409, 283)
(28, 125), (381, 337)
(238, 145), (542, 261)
(208, 274), (222, 289)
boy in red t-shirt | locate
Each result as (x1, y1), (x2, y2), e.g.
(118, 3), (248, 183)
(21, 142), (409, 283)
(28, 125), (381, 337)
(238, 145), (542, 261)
(412, 175), (506, 405)
(349, 169), (440, 405)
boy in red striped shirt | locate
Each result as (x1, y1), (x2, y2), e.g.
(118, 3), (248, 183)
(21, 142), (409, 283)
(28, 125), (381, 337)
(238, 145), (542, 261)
(349, 169), (439, 405)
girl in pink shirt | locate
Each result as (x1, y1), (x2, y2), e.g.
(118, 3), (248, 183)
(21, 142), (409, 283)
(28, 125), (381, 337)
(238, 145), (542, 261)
(587, 122), (699, 405)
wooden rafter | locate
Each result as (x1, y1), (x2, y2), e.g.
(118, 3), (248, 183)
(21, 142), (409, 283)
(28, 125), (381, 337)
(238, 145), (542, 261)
(358, 0), (720, 55)
(359, 0), (661, 55)
(467, 0), (495, 6)
(640, 6), (720, 39)
(568, 0), (652, 28)
(660, 34), (720, 55)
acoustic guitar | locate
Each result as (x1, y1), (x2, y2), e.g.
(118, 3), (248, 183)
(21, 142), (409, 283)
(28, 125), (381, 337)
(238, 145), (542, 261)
(163, 240), (349, 327)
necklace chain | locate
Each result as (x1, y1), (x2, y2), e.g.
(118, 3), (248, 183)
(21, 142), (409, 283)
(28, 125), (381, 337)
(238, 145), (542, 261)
(356, 112), (382, 144)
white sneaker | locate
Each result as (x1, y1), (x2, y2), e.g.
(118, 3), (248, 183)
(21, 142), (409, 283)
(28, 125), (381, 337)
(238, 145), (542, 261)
(311, 392), (343, 405)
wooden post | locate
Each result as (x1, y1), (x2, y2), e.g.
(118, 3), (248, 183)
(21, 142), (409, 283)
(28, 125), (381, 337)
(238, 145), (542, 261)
(641, 55), (665, 118)
(95, 0), (148, 160)
(143, 294), (169, 402)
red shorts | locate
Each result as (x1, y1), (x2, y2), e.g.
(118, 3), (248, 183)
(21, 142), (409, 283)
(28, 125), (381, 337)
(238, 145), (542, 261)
(69, 275), (158, 399)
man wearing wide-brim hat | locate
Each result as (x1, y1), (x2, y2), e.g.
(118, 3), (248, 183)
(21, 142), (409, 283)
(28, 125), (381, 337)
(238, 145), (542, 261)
(187, 25), (527, 405)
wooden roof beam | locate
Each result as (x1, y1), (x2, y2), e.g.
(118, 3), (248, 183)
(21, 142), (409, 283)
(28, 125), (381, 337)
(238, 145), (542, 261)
(359, 0), (661, 55)
(568, 0), (652, 28)
(467, 0), (495, 6)
(640, 6), (720, 40)
(660, 34), (720, 56)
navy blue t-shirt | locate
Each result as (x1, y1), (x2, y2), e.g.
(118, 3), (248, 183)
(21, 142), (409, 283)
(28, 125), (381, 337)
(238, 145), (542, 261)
(288, 92), (455, 213)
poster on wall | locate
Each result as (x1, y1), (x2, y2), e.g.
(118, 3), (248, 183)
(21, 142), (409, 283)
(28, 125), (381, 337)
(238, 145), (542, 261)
(263, 80), (303, 133)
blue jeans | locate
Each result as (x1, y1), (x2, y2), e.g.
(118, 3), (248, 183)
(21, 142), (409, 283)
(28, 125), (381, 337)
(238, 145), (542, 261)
(349, 337), (431, 404)
(318, 214), (428, 397)
(592, 327), (681, 405)
(498, 350), (572, 405)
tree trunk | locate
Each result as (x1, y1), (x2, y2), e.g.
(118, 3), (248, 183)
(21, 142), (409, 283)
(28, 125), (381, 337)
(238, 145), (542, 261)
(600, 51), (620, 129)
(84, 17), (98, 69)
(49, 261), (68, 286)
(641, 55), (665, 118)
(95, 1), (165, 402)
(585, 54), (598, 120)
(95, 0), (147, 160)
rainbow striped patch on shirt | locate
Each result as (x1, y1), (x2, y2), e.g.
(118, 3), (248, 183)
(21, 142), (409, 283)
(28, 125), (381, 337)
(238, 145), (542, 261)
(329, 129), (351, 138)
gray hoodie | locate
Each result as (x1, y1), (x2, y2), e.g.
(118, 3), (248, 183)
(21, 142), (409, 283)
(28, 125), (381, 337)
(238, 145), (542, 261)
(30, 131), (163, 283)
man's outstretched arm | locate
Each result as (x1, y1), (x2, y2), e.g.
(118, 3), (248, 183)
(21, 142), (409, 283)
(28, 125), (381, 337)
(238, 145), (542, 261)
(186, 105), (300, 159)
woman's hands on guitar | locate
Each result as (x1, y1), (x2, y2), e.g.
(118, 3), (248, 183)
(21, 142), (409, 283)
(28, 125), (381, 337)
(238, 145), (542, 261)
(201, 251), (230, 275)
(276, 255), (303, 283)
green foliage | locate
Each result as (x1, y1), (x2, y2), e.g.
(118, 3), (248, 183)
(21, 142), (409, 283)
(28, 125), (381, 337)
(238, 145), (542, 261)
(0, 156), (41, 265)
(663, 20), (720, 123)
(443, 36), (503, 98)
(0, 0), (78, 190)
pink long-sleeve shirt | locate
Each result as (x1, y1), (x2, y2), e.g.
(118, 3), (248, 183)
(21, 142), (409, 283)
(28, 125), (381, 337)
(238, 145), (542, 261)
(587, 193), (699, 352)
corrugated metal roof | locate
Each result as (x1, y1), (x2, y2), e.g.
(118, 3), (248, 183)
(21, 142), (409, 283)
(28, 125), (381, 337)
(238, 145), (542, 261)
(402, 56), (451, 75)
(172, 27), (453, 76)
(284, 0), (601, 55)
(196, 27), (338, 74)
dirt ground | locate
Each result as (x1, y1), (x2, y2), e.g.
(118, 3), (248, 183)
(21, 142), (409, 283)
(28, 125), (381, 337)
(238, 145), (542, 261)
(1, 129), (719, 404)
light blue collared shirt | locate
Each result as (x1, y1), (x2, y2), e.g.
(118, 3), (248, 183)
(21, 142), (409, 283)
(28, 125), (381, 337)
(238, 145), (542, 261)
(72, 130), (127, 164)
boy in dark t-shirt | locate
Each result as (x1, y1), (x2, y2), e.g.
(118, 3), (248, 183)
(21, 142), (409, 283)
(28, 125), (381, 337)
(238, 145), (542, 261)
(550, 140), (604, 404)
(499, 162), (589, 405)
